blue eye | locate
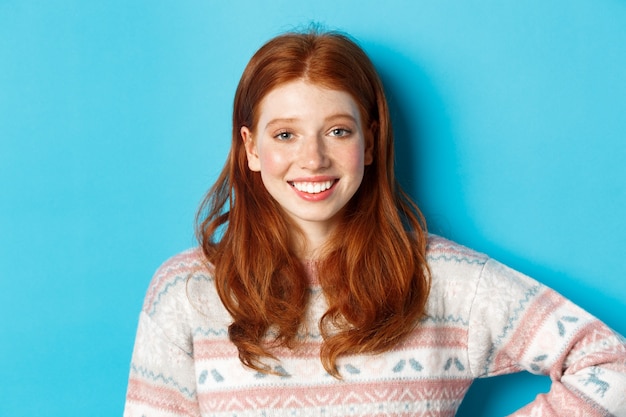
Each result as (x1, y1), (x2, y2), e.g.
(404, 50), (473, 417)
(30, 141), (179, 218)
(330, 128), (351, 137)
(275, 131), (293, 140)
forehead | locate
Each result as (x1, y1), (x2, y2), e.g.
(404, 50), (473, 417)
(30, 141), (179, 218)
(255, 80), (362, 127)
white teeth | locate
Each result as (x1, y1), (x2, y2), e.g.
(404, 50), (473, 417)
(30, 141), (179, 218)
(292, 180), (334, 194)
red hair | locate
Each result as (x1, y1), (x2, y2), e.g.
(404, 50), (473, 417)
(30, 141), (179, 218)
(196, 30), (430, 377)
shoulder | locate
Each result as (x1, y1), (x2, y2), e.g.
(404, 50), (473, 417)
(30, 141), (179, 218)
(424, 235), (549, 321)
(426, 234), (489, 268)
(422, 235), (490, 317)
(141, 247), (215, 318)
(424, 234), (539, 295)
(137, 248), (230, 350)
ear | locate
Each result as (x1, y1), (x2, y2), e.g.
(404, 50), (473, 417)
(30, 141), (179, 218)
(364, 122), (376, 166)
(241, 126), (261, 172)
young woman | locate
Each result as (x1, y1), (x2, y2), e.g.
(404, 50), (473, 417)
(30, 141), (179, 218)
(124, 30), (626, 416)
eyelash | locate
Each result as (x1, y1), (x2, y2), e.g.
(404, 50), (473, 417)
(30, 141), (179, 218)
(274, 131), (294, 140)
(272, 127), (352, 140)
(329, 128), (351, 137)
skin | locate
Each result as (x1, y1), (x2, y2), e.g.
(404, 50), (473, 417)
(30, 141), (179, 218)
(242, 79), (374, 258)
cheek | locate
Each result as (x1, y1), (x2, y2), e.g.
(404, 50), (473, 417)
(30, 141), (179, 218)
(258, 148), (289, 177)
(342, 144), (366, 176)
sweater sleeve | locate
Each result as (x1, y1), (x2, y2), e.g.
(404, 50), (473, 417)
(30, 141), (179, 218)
(124, 251), (205, 417)
(467, 259), (626, 416)
(124, 312), (201, 417)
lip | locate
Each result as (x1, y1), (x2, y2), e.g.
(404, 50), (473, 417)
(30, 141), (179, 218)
(288, 177), (338, 201)
(289, 175), (337, 183)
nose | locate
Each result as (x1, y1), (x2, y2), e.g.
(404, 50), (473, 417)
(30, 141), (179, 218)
(299, 135), (329, 170)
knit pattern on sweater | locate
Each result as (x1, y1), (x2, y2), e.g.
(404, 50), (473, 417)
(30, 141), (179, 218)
(124, 235), (626, 417)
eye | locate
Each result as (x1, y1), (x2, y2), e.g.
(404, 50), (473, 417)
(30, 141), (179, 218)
(329, 128), (352, 137)
(274, 131), (293, 141)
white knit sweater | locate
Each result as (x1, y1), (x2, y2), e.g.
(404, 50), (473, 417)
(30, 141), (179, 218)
(124, 235), (626, 416)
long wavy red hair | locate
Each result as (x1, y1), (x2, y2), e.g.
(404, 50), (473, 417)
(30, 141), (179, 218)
(196, 30), (430, 377)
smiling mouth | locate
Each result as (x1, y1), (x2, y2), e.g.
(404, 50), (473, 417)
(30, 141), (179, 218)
(289, 180), (336, 194)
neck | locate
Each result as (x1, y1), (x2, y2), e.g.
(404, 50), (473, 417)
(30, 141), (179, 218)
(293, 222), (335, 260)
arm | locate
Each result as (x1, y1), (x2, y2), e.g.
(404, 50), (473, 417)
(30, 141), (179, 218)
(124, 312), (201, 417)
(124, 251), (205, 417)
(468, 259), (626, 416)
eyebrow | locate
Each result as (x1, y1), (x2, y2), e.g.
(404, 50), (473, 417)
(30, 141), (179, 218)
(264, 114), (358, 130)
(264, 118), (297, 130)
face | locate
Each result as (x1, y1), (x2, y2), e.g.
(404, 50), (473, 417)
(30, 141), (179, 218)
(242, 79), (374, 242)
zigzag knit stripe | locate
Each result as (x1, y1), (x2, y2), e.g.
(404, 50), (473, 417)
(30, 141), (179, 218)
(491, 288), (568, 373)
(426, 235), (489, 265)
(522, 381), (610, 417)
(144, 248), (207, 314)
(566, 321), (626, 373)
(197, 379), (471, 415)
(127, 378), (199, 417)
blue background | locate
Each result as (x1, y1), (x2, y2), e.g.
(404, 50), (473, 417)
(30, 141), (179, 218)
(1, 1), (624, 416)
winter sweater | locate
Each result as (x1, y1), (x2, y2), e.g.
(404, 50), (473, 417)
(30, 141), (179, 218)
(124, 235), (626, 416)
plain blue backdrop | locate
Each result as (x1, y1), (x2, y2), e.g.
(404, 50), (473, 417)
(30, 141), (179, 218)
(1, 1), (624, 416)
